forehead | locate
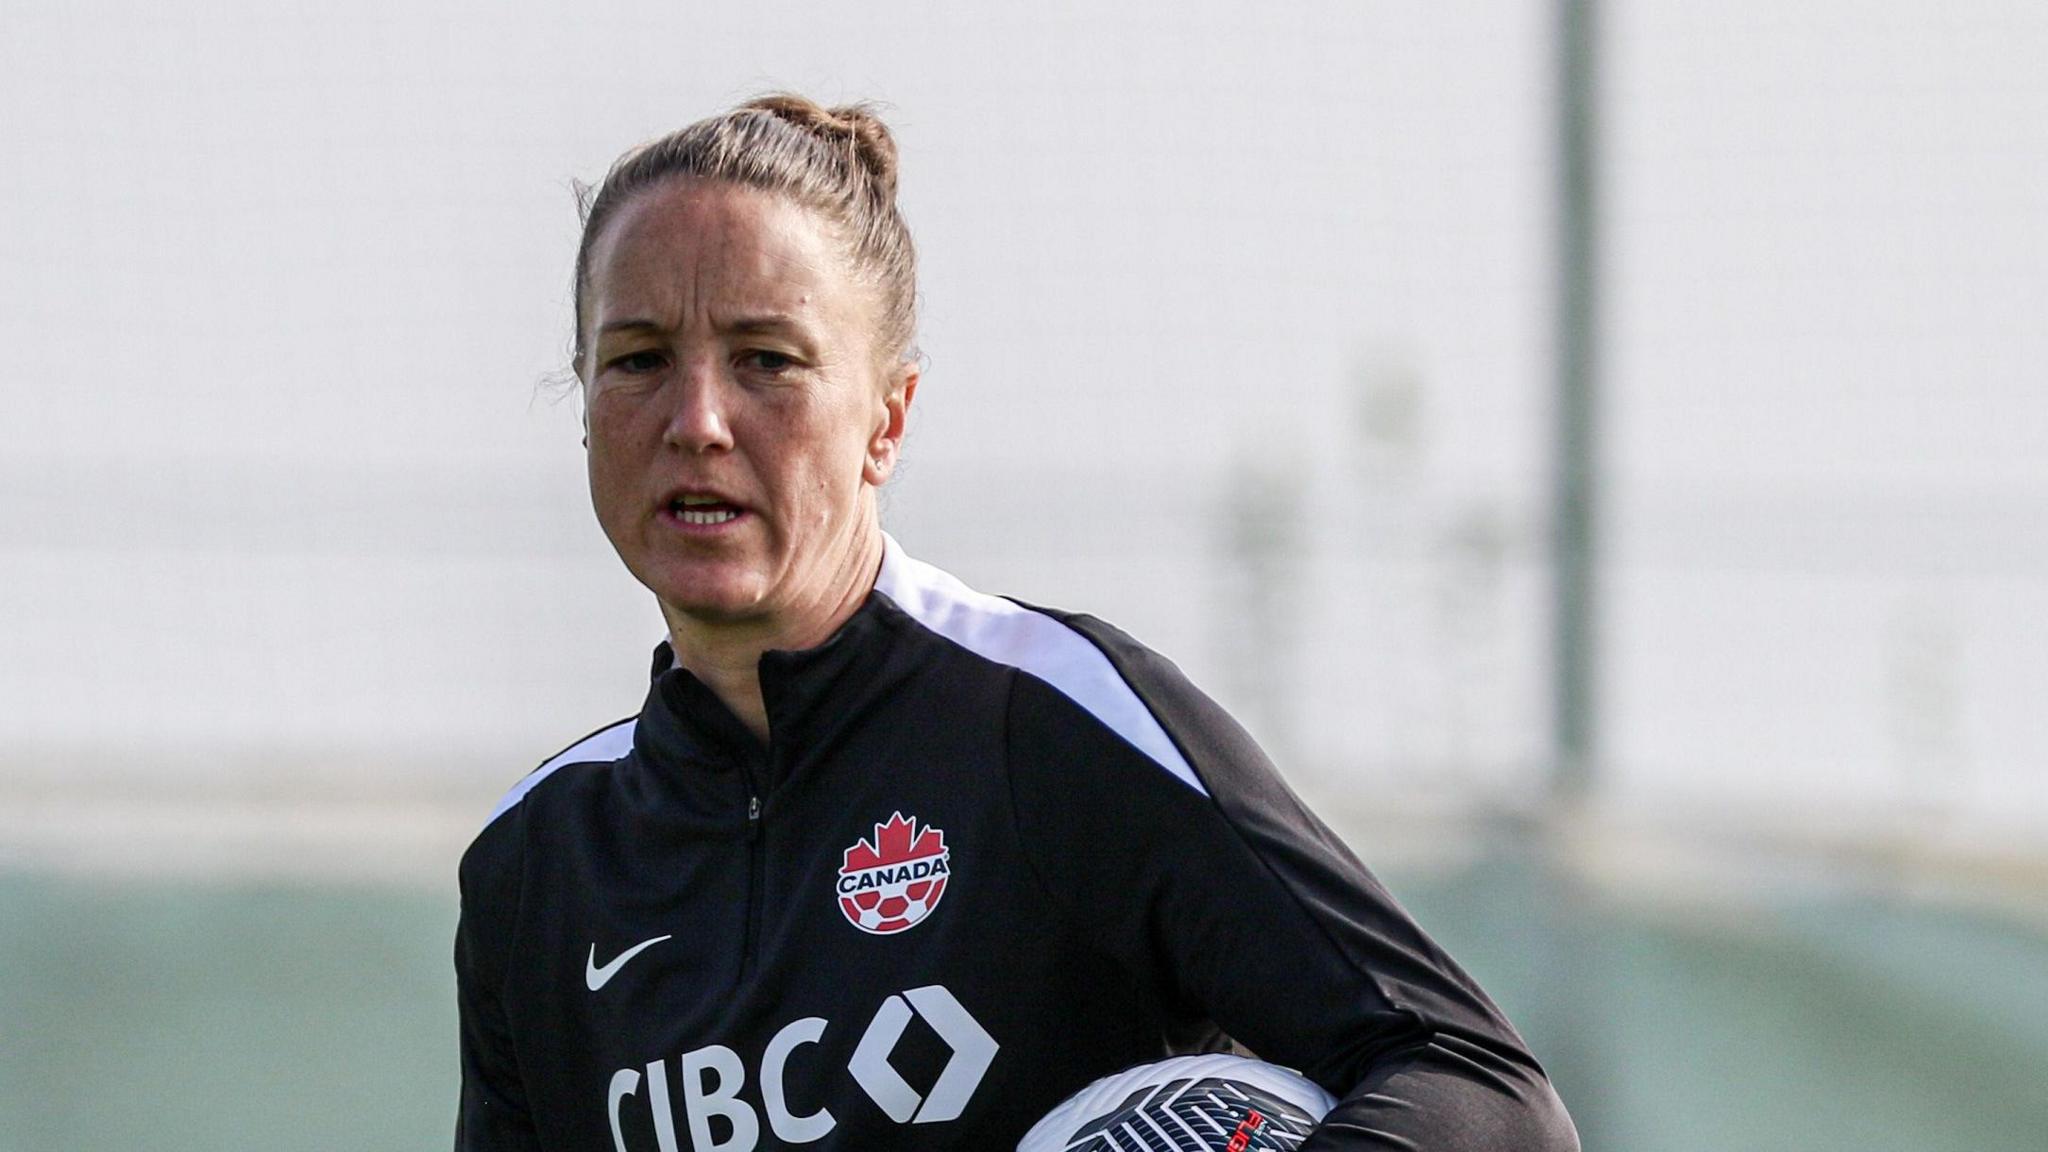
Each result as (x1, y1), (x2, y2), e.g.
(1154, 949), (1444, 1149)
(585, 179), (856, 327)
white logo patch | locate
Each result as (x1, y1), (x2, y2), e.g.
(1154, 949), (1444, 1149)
(586, 935), (672, 992)
(605, 984), (1000, 1149)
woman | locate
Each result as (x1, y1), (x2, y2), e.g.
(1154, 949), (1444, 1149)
(455, 95), (1577, 1152)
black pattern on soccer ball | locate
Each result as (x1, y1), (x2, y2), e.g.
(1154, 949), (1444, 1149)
(1057, 1077), (1319, 1151)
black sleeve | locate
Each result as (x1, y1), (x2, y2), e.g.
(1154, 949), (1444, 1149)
(454, 817), (544, 1152)
(1004, 621), (1578, 1151)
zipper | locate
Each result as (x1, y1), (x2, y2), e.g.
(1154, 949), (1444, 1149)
(737, 762), (765, 981)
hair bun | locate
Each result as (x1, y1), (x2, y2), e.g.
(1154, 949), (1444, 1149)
(745, 94), (900, 200)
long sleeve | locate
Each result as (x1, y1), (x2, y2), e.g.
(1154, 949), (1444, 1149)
(1003, 616), (1578, 1151)
(454, 819), (544, 1152)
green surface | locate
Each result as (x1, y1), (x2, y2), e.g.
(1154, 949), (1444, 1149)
(0, 875), (459, 1152)
(1392, 855), (2048, 1152)
(3, 852), (2045, 1151)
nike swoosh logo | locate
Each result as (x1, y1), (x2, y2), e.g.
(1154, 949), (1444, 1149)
(585, 935), (672, 992)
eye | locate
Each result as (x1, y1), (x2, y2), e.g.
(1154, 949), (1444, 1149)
(606, 349), (668, 375)
(741, 349), (795, 374)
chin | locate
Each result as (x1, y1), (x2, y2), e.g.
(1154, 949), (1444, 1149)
(644, 558), (777, 624)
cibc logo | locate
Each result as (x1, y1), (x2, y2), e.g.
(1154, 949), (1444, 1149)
(605, 985), (998, 1151)
(837, 812), (950, 935)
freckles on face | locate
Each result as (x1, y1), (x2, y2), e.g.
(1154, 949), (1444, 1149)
(576, 178), (893, 624)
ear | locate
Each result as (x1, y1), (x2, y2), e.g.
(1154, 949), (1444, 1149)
(862, 363), (919, 486)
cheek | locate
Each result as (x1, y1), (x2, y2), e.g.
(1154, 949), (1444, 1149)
(586, 387), (665, 456)
(811, 421), (874, 497)
(584, 413), (648, 524)
(775, 404), (871, 486)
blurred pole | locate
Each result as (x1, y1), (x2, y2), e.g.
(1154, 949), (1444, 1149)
(1541, 14), (1605, 1137)
(1554, 0), (1599, 804)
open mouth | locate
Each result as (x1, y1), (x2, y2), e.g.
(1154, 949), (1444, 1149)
(667, 495), (743, 526)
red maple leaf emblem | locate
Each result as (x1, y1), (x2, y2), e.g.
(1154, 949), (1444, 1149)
(843, 812), (946, 870)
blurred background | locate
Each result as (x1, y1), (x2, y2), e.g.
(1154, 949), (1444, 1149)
(3, 1), (2045, 1148)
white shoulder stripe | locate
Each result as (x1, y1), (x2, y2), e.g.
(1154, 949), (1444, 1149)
(875, 535), (1207, 796)
(485, 719), (638, 827)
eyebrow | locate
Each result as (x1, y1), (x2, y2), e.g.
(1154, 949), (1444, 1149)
(725, 314), (803, 335)
(594, 313), (805, 338)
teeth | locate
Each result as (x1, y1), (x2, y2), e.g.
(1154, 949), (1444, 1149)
(678, 495), (722, 506)
(678, 508), (738, 525)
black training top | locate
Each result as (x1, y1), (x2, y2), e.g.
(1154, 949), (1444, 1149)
(454, 538), (1577, 1152)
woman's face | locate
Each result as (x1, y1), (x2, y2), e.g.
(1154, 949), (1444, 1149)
(580, 179), (912, 633)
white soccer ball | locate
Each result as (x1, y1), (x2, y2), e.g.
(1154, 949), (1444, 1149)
(1018, 1053), (1336, 1151)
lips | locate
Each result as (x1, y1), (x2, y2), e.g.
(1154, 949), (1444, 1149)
(671, 499), (740, 525)
(660, 487), (748, 528)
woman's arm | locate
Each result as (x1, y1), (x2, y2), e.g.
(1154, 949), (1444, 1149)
(454, 818), (545, 1152)
(1004, 616), (1578, 1151)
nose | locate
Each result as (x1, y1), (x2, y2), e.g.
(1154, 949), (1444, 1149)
(662, 358), (735, 455)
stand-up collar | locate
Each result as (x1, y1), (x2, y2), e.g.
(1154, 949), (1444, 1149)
(630, 545), (925, 793)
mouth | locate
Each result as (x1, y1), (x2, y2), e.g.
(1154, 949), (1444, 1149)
(662, 492), (747, 528)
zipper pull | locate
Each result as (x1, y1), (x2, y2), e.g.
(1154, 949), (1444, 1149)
(746, 794), (761, 839)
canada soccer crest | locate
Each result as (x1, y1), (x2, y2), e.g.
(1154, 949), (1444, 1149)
(838, 812), (950, 935)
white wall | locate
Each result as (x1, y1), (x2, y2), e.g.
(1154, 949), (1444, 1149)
(3, 1), (2044, 859)
(1602, 2), (2048, 842)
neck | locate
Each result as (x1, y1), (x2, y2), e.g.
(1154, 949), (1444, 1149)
(660, 516), (886, 746)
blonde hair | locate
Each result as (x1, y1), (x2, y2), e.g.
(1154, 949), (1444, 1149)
(571, 94), (917, 370)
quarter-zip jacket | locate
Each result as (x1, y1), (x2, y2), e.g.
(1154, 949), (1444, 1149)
(455, 540), (1576, 1151)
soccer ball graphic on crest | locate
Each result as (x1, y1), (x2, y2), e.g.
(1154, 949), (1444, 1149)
(837, 812), (951, 935)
